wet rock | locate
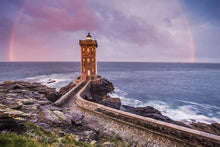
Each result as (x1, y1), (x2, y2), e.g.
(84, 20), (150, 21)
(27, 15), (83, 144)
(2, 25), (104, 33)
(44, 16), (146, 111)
(122, 105), (176, 124)
(47, 79), (56, 84)
(102, 98), (121, 110)
(191, 122), (220, 135)
(82, 78), (120, 109)
(90, 78), (114, 97)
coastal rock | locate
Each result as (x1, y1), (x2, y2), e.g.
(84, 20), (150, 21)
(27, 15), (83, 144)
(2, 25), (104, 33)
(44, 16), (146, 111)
(101, 97), (121, 110)
(191, 122), (220, 135)
(82, 78), (121, 109)
(39, 106), (84, 127)
(0, 80), (114, 145)
(47, 79), (56, 84)
(59, 81), (76, 96)
(122, 105), (176, 124)
(0, 113), (26, 133)
(91, 78), (114, 96)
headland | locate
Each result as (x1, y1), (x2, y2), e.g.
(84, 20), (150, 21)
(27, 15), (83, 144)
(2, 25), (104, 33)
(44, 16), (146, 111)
(0, 78), (220, 146)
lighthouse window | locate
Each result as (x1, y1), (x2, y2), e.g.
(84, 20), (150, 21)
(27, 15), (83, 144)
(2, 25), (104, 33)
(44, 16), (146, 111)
(92, 69), (94, 72)
(87, 48), (90, 53)
(83, 69), (85, 72)
(83, 58), (85, 62)
(87, 58), (90, 63)
(92, 58), (94, 61)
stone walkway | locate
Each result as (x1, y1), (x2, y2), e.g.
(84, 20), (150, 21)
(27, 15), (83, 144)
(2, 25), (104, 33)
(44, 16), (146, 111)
(62, 94), (186, 147)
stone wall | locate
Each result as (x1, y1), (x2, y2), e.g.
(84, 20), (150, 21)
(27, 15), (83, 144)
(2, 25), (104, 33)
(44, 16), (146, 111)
(75, 80), (220, 146)
(55, 81), (86, 106)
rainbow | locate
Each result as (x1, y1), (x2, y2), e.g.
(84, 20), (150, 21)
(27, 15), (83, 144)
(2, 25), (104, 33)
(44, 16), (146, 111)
(182, 11), (196, 63)
(8, 0), (27, 62)
(8, 0), (196, 62)
(177, 1), (196, 63)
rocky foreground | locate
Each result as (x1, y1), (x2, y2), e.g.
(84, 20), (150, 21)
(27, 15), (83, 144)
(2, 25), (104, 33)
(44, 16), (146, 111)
(0, 81), (126, 146)
(0, 79), (220, 146)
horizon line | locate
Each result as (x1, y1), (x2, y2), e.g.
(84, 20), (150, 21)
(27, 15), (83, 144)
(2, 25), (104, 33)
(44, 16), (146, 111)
(1, 61), (220, 64)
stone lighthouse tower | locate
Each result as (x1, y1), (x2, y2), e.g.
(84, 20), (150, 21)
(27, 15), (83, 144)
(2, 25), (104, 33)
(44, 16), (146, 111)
(79, 33), (98, 80)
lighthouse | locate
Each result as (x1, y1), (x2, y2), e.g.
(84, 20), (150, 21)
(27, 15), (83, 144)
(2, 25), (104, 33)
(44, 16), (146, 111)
(79, 33), (98, 81)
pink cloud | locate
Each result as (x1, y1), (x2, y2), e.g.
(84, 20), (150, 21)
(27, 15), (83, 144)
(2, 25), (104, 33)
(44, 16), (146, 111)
(23, 0), (101, 32)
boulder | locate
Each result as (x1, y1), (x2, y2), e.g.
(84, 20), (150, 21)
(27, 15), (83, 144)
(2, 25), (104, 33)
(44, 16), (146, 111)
(102, 98), (121, 110)
(122, 105), (176, 124)
(64, 112), (84, 125)
(39, 106), (84, 127)
(90, 78), (114, 97)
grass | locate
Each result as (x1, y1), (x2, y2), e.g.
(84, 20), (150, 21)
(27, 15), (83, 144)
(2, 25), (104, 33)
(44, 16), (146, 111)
(0, 133), (40, 147)
(0, 122), (129, 147)
(97, 135), (130, 147)
(0, 122), (93, 147)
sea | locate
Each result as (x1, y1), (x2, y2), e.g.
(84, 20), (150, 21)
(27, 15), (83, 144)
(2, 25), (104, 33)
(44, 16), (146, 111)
(0, 62), (220, 124)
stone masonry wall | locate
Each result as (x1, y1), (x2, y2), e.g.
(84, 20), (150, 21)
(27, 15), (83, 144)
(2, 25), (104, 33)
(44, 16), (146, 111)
(55, 81), (86, 106)
(75, 80), (220, 146)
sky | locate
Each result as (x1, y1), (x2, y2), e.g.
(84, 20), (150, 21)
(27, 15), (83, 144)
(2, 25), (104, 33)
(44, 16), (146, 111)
(0, 0), (219, 62)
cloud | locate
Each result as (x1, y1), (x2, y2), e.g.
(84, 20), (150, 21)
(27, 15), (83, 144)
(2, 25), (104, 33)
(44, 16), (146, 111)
(0, 17), (13, 41)
(22, 0), (101, 33)
(5, 0), (209, 62)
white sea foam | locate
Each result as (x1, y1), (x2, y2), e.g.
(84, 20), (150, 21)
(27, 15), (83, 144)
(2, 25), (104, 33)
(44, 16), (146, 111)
(139, 100), (220, 124)
(109, 87), (143, 106)
(177, 99), (220, 110)
(26, 72), (80, 90)
(26, 73), (220, 124)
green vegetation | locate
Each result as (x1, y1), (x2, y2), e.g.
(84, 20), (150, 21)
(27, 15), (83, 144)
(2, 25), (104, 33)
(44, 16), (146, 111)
(0, 122), (93, 147)
(0, 122), (129, 147)
(97, 135), (129, 147)
(0, 133), (40, 147)
(3, 81), (13, 84)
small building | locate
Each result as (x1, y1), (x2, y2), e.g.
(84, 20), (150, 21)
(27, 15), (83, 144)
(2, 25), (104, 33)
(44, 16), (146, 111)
(79, 33), (98, 81)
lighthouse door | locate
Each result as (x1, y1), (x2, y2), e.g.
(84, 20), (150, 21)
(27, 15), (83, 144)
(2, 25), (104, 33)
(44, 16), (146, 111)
(88, 70), (90, 76)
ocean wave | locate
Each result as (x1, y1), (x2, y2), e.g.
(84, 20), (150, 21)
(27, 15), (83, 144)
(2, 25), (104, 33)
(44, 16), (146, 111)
(25, 72), (80, 90)
(177, 99), (220, 110)
(109, 87), (143, 106)
(138, 100), (220, 124)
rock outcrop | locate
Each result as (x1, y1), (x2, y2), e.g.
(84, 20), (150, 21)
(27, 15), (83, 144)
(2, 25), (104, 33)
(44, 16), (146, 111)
(122, 105), (177, 124)
(0, 81), (102, 142)
(102, 97), (121, 110)
(82, 78), (121, 109)
(191, 122), (220, 136)
(0, 81), (61, 102)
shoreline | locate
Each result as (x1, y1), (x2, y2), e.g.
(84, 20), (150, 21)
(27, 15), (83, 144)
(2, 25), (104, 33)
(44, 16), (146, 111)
(0, 80), (219, 146)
